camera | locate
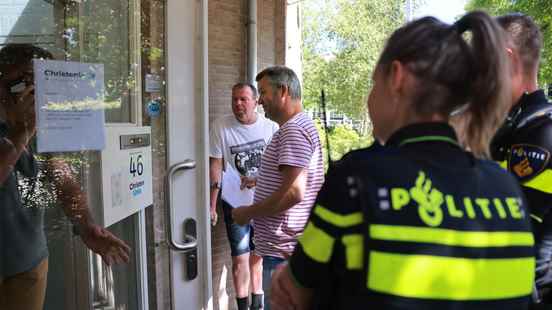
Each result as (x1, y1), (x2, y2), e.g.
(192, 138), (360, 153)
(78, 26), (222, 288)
(8, 79), (28, 94)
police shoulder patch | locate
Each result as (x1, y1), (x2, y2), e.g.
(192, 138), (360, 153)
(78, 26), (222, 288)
(508, 144), (551, 182)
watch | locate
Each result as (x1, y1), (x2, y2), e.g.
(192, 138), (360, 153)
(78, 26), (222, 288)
(210, 181), (221, 189)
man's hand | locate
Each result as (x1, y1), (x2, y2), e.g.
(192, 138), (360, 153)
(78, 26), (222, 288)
(240, 175), (257, 190)
(80, 223), (131, 266)
(271, 263), (312, 310)
(232, 206), (251, 225)
(271, 264), (296, 310)
(210, 207), (218, 226)
(44, 157), (131, 265)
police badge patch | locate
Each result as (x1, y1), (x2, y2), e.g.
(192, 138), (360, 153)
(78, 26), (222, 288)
(508, 144), (551, 182)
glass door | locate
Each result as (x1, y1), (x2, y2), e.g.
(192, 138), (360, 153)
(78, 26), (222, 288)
(0, 0), (147, 309)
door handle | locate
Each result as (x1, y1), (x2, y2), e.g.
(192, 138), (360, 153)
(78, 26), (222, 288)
(165, 160), (198, 252)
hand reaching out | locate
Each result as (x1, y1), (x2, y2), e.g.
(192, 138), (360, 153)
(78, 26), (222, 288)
(80, 223), (131, 266)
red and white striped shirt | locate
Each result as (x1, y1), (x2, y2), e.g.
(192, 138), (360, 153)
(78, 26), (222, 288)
(253, 112), (324, 258)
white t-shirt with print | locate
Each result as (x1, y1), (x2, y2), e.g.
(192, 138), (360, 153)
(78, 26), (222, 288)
(209, 113), (278, 206)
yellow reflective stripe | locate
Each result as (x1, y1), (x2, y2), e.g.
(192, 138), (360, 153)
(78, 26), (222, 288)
(298, 222), (335, 263)
(498, 160), (507, 169)
(368, 251), (534, 300)
(523, 169), (552, 194)
(342, 234), (363, 270)
(370, 225), (534, 247)
(314, 205), (363, 228)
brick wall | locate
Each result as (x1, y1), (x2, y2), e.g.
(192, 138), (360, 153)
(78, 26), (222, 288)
(209, 0), (286, 123)
(208, 1), (286, 309)
(208, 0), (247, 124)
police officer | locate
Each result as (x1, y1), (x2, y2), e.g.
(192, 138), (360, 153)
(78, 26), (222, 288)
(490, 13), (552, 306)
(269, 11), (535, 310)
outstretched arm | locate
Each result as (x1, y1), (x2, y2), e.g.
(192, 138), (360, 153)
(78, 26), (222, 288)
(45, 158), (131, 265)
(232, 165), (306, 225)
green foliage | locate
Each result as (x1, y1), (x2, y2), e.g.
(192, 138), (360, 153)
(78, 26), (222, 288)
(302, 0), (410, 124)
(466, 0), (552, 86)
(314, 120), (374, 170)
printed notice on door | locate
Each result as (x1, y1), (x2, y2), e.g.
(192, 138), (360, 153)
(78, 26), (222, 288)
(34, 59), (106, 153)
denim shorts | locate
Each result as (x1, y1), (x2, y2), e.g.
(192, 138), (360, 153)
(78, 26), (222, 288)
(222, 200), (255, 256)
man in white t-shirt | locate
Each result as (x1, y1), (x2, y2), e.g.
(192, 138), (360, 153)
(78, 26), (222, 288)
(209, 83), (278, 310)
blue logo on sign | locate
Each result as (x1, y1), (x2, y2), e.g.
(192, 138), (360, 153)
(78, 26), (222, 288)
(147, 99), (161, 117)
(132, 188), (143, 197)
(129, 181), (145, 197)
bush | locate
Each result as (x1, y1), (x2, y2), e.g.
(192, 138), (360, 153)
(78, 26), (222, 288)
(315, 120), (373, 170)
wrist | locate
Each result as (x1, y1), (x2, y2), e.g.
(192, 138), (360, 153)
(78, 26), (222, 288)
(210, 180), (221, 190)
(71, 209), (94, 228)
(0, 137), (18, 164)
(72, 218), (95, 237)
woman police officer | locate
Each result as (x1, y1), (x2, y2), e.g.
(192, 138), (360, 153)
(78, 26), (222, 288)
(270, 11), (534, 310)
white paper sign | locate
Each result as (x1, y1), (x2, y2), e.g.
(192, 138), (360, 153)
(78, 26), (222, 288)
(34, 59), (106, 153)
(221, 163), (254, 208)
(145, 74), (161, 93)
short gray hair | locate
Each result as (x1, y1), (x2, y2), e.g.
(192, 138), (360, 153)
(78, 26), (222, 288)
(255, 66), (301, 100)
(232, 82), (258, 98)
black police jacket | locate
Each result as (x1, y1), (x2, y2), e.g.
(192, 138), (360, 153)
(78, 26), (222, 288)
(491, 89), (552, 292)
(290, 123), (534, 310)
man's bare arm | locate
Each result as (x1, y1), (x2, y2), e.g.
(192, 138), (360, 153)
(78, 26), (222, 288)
(45, 158), (131, 265)
(209, 157), (223, 225)
(232, 165), (306, 224)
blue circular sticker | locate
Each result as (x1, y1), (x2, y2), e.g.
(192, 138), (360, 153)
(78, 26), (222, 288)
(147, 99), (161, 117)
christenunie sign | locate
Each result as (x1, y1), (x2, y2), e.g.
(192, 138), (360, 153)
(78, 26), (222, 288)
(34, 59), (106, 153)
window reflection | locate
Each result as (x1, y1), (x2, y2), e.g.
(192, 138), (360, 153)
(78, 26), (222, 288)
(0, 0), (141, 309)
(1, 0), (136, 123)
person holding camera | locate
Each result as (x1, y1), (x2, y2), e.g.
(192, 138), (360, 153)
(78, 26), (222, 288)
(0, 43), (130, 310)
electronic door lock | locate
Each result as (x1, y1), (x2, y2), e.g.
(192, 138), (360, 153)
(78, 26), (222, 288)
(184, 218), (198, 280)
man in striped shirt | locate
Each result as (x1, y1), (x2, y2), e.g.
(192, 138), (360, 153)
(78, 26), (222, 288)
(232, 66), (324, 310)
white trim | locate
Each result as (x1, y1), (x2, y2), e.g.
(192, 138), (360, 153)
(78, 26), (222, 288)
(199, 1), (213, 308)
(136, 209), (150, 310)
(165, 0), (212, 308)
(129, 0), (143, 125)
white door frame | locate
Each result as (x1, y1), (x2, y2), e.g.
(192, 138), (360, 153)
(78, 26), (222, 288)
(165, 0), (212, 309)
